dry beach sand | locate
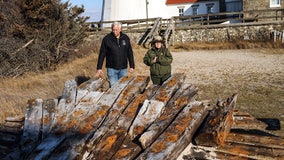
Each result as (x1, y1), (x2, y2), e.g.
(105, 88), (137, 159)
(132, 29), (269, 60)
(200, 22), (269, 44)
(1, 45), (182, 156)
(165, 49), (283, 137)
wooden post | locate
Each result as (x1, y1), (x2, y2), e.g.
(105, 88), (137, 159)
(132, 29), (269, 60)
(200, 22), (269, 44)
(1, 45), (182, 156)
(20, 99), (43, 157)
(194, 94), (238, 147)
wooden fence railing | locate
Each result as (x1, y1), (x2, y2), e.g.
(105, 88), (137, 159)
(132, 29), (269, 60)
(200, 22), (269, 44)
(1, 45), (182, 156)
(139, 17), (161, 48)
(163, 17), (175, 47)
(87, 8), (284, 32)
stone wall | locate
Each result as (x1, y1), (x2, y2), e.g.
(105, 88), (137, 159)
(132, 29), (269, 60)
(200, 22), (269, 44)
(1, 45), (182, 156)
(242, 0), (284, 21)
(171, 22), (284, 43)
(243, 0), (268, 11)
(88, 21), (284, 45)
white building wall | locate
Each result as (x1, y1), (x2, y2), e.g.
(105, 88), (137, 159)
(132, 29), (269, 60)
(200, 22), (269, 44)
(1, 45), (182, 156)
(102, 0), (220, 22)
(147, 0), (168, 18)
(102, 0), (111, 21)
(114, 0), (146, 20)
(166, 1), (220, 16)
(102, 0), (147, 21)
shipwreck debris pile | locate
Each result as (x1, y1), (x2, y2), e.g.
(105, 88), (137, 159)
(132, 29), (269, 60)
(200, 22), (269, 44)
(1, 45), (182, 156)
(1, 73), (284, 160)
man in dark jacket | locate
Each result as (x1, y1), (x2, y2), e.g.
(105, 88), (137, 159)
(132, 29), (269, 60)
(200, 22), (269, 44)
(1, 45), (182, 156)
(96, 22), (135, 87)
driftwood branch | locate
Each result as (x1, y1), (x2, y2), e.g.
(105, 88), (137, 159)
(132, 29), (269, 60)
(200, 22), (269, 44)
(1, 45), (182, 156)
(11, 39), (34, 56)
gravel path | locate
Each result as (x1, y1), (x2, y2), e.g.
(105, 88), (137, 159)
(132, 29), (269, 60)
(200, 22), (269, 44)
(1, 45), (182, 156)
(172, 49), (283, 86)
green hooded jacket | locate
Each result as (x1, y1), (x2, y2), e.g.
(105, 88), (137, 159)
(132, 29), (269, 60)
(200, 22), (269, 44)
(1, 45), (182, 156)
(143, 46), (173, 77)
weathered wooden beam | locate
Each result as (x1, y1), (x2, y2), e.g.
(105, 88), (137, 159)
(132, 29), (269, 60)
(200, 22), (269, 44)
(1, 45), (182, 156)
(137, 101), (208, 159)
(0, 124), (23, 134)
(89, 128), (127, 160)
(20, 99), (43, 158)
(194, 94), (238, 147)
(56, 79), (77, 115)
(49, 80), (78, 133)
(26, 135), (66, 160)
(130, 99), (165, 139)
(82, 82), (157, 160)
(68, 76), (149, 159)
(178, 143), (258, 160)
(218, 142), (284, 159)
(2, 115), (24, 135)
(232, 110), (268, 130)
(77, 76), (149, 146)
(19, 79), (105, 159)
(129, 73), (186, 140)
(49, 77), (106, 134)
(5, 115), (25, 122)
(42, 99), (58, 139)
(3, 121), (23, 128)
(52, 91), (104, 134)
(139, 84), (198, 149)
(181, 133), (284, 159)
(221, 132), (284, 159)
(226, 132), (284, 149)
(76, 75), (134, 134)
(112, 134), (142, 160)
(96, 75), (150, 129)
(47, 134), (92, 160)
(118, 84), (161, 130)
(105, 90), (156, 159)
(75, 89), (89, 104)
(0, 126), (23, 134)
(28, 91), (104, 160)
(78, 77), (108, 91)
(36, 76), (136, 159)
(102, 74), (186, 159)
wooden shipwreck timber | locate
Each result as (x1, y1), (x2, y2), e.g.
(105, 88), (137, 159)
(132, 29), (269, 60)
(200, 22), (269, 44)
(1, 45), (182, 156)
(1, 73), (284, 160)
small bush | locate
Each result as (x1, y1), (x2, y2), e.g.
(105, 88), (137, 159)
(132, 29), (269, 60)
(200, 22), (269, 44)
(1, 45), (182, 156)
(0, 0), (89, 78)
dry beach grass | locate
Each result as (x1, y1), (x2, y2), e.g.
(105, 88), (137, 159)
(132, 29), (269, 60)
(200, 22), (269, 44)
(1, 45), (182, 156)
(0, 42), (283, 137)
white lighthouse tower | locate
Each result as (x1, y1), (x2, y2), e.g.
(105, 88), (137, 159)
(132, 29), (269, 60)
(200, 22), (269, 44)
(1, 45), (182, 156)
(102, 0), (146, 21)
(101, 0), (170, 22)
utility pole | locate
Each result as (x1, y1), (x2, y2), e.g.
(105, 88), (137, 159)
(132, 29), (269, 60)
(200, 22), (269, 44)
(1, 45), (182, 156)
(146, 0), (149, 27)
(100, 0), (105, 22)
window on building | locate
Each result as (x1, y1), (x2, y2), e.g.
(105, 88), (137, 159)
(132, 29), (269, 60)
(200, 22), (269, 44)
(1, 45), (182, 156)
(179, 8), (184, 16)
(226, 1), (242, 12)
(206, 3), (214, 14)
(192, 5), (199, 15)
(178, 6), (185, 16)
(270, 0), (281, 7)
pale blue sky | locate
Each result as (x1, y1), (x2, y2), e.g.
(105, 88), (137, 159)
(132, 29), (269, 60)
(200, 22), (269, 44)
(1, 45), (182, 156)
(64, 0), (103, 22)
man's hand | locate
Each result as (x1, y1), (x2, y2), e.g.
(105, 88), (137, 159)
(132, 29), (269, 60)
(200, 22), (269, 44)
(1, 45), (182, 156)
(129, 68), (134, 73)
(95, 69), (103, 77)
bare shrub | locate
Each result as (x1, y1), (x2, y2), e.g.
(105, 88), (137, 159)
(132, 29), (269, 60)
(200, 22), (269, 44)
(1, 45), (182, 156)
(0, 0), (89, 78)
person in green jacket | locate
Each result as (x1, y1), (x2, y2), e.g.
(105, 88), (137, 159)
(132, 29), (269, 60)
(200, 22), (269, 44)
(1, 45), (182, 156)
(143, 35), (173, 85)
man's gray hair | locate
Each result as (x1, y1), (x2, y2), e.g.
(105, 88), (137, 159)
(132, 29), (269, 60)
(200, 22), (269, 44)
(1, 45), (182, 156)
(112, 21), (122, 29)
